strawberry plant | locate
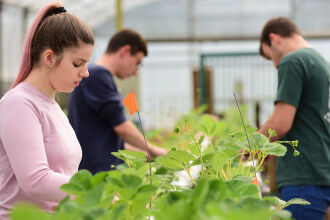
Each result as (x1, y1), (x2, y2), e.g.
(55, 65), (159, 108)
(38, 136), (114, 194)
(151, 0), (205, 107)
(10, 106), (308, 220)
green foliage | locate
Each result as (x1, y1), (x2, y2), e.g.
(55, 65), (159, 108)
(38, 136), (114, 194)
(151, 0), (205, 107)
(111, 150), (146, 168)
(10, 204), (52, 220)
(11, 105), (306, 220)
(268, 128), (277, 138)
(274, 197), (311, 208)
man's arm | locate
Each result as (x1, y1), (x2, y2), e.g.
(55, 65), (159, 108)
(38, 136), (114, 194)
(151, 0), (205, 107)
(114, 120), (167, 157)
(258, 102), (297, 142)
(124, 142), (147, 153)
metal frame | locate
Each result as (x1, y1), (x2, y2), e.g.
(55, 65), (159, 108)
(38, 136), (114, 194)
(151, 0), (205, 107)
(199, 51), (259, 106)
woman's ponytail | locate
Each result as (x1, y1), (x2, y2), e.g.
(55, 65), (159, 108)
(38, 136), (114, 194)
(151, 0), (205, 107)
(11, 3), (60, 88)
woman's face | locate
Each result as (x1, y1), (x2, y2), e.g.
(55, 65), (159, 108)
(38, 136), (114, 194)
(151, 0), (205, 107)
(49, 43), (93, 93)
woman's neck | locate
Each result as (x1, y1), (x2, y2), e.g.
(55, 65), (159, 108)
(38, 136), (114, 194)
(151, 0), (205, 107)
(25, 68), (56, 99)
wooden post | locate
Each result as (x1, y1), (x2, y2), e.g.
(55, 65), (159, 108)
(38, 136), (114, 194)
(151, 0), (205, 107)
(193, 67), (213, 114)
(267, 157), (278, 194)
(255, 101), (260, 128)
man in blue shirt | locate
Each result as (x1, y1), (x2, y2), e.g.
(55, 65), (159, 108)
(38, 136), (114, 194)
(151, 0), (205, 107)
(68, 29), (167, 174)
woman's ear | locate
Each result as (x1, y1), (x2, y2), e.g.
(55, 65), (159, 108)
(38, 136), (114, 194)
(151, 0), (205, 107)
(42, 49), (56, 70)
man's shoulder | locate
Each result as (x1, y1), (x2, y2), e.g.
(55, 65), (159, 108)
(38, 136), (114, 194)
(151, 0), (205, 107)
(85, 63), (115, 84)
(283, 48), (323, 63)
(88, 63), (111, 77)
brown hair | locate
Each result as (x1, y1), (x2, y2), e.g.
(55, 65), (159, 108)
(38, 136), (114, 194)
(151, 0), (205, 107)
(105, 29), (148, 56)
(12, 3), (94, 88)
(259, 17), (300, 58)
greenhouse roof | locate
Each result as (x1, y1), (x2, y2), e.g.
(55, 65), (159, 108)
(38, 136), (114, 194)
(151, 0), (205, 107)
(2, 0), (330, 40)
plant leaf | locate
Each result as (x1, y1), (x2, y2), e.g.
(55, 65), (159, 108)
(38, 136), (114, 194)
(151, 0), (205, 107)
(156, 157), (185, 169)
(10, 204), (52, 220)
(168, 150), (196, 164)
(264, 143), (287, 156)
(121, 174), (142, 190)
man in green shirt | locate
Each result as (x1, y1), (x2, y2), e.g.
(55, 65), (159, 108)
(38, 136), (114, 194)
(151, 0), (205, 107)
(258, 17), (330, 220)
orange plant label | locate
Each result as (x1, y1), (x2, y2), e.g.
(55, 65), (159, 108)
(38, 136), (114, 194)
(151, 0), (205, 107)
(252, 177), (258, 186)
(123, 92), (139, 115)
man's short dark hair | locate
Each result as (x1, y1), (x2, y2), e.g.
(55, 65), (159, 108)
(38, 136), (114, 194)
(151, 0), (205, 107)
(259, 17), (301, 58)
(105, 28), (148, 56)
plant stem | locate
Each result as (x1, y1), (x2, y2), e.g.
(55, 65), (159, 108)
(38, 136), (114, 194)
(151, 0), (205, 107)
(221, 169), (227, 180)
(136, 111), (153, 210)
(209, 136), (216, 152)
(191, 135), (205, 179)
(229, 161), (232, 179)
(233, 93), (257, 179)
(186, 167), (197, 185)
(256, 155), (267, 171)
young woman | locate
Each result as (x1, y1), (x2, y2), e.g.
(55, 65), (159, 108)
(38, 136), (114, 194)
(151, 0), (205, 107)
(0, 3), (94, 218)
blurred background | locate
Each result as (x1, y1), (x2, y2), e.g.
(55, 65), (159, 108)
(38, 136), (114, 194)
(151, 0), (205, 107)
(1, 0), (330, 130)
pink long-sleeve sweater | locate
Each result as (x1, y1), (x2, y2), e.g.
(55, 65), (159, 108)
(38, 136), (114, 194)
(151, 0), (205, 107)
(0, 82), (82, 219)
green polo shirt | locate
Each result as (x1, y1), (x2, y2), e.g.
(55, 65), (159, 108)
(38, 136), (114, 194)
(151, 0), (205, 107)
(275, 48), (330, 189)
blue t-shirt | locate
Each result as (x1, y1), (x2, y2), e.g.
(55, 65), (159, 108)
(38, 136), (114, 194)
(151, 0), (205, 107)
(68, 63), (126, 174)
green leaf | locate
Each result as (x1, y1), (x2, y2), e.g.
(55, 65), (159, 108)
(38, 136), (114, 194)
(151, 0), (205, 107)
(137, 184), (157, 194)
(101, 203), (127, 220)
(107, 177), (124, 188)
(121, 174), (142, 189)
(167, 191), (189, 204)
(60, 170), (92, 195)
(91, 171), (108, 186)
(207, 179), (230, 201)
(199, 124), (209, 136)
(60, 182), (87, 196)
(202, 115), (216, 128)
(54, 212), (81, 220)
(118, 150), (146, 160)
(211, 151), (227, 173)
(225, 180), (259, 197)
(168, 150), (196, 164)
(251, 133), (269, 149)
(82, 208), (107, 220)
(191, 180), (209, 210)
(10, 204), (52, 220)
(230, 131), (245, 139)
(246, 125), (258, 134)
(292, 140), (299, 147)
(174, 126), (180, 133)
(198, 135), (205, 145)
(130, 194), (152, 218)
(192, 153), (214, 166)
(284, 198), (311, 208)
(264, 143), (287, 156)
(272, 210), (292, 219)
(274, 196), (310, 209)
(108, 170), (122, 180)
(136, 163), (149, 178)
(55, 198), (81, 214)
(201, 115), (216, 136)
(213, 121), (228, 135)
(268, 129), (277, 138)
(202, 145), (214, 155)
(187, 143), (200, 157)
(84, 183), (105, 206)
(156, 157), (185, 169)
